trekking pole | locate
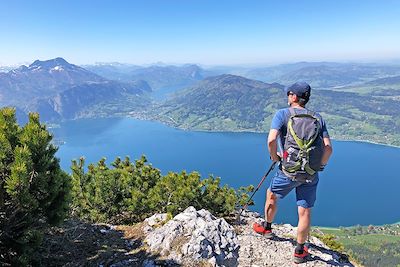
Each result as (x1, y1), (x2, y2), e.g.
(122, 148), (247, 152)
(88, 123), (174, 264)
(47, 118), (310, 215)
(236, 161), (277, 222)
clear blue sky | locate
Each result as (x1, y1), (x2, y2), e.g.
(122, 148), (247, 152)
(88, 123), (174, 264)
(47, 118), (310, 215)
(1, 0), (400, 65)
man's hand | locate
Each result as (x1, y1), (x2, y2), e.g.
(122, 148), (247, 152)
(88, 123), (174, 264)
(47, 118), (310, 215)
(270, 154), (281, 162)
(319, 164), (327, 171)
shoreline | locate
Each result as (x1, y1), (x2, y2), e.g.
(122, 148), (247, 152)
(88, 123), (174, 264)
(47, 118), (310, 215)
(330, 137), (400, 149)
(315, 220), (400, 230)
(127, 114), (400, 149)
(51, 115), (400, 149)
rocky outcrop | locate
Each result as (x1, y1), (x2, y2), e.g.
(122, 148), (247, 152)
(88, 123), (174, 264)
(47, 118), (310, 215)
(144, 206), (239, 266)
(140, 207), (353, 267)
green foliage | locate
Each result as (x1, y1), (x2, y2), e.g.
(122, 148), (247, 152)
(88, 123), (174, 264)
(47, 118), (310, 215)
(147, 75), (400, 146)
(71, 155), (162, 223)
(71, 156), (252, 224)
(0, 107), (71, 266)
(148, 171), (202, 215)
(236, 185), (255, 207)
(200, 176), (237, 215)
(317, 225), (400, 267)
(313, 233), (345, 252)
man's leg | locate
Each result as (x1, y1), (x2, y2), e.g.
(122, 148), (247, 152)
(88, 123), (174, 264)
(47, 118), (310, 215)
(254, 170), (294, 236)
(293, 206), (312, 263)
(294, 177), (318, 263)
(297, 206), (311, 244)
(253, 189), (279, 236)
(265, 189), (277, 223)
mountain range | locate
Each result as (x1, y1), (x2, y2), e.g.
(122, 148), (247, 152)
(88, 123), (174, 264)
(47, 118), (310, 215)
(2, 57), (400, 146)
(85, 63), (216, 94)
(0, 58), (151, 121)
(144, 74), (400, 146)
(80, 61), (400, 94)
(225, 62), (400, 89)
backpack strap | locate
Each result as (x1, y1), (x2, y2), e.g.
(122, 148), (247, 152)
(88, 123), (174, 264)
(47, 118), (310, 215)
(288, 107), (296, 116)
(306, 109), (316, 117)
(289, 107), (315, 117)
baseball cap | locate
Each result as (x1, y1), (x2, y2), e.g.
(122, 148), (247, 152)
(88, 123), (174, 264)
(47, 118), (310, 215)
(285, 82), (311, 99)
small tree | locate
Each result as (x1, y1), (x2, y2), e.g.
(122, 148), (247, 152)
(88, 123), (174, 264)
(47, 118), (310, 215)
(0, 108), (71, 266)
(70, 155), (163, 223)
(148, 171), (203, 215)
(200, 176), (237, 216)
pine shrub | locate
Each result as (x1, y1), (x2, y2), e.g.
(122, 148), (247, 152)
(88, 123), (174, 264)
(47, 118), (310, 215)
(70, 155), (252, 224)
(0, 108), (71, 266)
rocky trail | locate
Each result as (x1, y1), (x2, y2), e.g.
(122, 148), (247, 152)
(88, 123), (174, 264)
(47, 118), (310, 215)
(36, 207), (354, 266)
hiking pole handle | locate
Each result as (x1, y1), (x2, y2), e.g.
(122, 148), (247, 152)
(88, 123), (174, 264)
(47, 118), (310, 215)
(238, 161), (277, 219)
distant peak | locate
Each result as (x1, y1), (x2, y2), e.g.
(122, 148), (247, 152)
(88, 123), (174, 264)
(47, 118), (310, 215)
(16, 65), (29, 72)
(204, 74), (284, 89)
(207, 74), (248, 82)
(29, 57), (71, 69)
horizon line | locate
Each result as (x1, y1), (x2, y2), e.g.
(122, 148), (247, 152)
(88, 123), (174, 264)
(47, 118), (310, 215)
(2, 57), (400, 68)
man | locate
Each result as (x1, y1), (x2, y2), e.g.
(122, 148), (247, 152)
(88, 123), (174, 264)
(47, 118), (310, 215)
(253, 82), (333, 264)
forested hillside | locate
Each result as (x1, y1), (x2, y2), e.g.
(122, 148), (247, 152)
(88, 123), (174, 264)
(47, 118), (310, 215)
(141, 74), (400, 146)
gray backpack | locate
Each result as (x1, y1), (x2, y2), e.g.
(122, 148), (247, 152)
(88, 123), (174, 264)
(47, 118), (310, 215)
(282, 108), (323, 182)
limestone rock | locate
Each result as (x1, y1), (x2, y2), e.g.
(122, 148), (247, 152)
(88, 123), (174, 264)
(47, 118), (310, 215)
(137, 208), (354, 266)
(144, 206), (239, 266)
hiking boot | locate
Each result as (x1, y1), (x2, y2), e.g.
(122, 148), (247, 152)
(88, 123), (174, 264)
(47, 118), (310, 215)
(293, 246), (309, 264)
(252, 222), (273, 238)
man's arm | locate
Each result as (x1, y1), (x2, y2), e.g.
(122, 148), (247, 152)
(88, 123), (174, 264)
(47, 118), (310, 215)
(268, 129), (281, 162)
(321, 137), (333, 165)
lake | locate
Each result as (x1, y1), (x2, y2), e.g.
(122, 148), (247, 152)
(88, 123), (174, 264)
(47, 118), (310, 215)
(53, 117), (400, 227)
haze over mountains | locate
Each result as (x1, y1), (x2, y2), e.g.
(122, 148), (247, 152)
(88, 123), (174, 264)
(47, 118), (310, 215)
(1, 57), (400, 146)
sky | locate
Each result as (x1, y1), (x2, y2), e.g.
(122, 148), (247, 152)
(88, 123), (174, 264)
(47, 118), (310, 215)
(1, 0), (400, 66)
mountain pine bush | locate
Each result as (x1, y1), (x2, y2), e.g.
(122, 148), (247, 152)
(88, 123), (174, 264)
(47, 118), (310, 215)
(70, 155), (252, 224)
(0, 107), (71, 266)
(71, 155), (162, 223)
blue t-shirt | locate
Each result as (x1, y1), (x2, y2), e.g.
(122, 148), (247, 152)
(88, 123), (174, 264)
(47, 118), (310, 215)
(270, 107), (329, 149)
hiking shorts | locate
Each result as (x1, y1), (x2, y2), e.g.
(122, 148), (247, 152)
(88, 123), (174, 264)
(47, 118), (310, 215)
(268, 170), (319, 208)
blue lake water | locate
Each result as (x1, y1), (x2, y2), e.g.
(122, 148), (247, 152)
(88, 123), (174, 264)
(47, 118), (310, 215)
(53, 117), (400, 227)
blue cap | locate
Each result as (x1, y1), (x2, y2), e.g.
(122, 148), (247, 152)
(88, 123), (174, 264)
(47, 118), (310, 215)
(285, 82), (311, 99)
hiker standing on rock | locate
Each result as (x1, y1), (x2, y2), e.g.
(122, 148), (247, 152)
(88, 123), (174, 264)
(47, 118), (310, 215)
(253, 82), (333, 264)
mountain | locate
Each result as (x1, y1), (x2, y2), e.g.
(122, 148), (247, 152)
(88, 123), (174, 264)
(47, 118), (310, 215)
(84, 61), (400, 96)
(365, 75), (400, 86)
(228, 62), (344, 83)
(28, 80), (151, 121)
(0, 66), (15, 73)
(0, 57), (105, 106)
(148, 74), (285, 131)
(223, 62), (400, 89)
(85, 63), (208, 90)
(83, 63), (142, 81)
(84, 63), (213, 99)
(129, 64), (207, 91)
(275, 63), (400, 88)
(0, 58), (152, 122)
(325, 74), (400, 97)
(140, 74), (400, 146)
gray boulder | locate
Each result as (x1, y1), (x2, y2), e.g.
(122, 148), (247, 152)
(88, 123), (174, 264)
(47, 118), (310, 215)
(144, 206), (239, 266)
